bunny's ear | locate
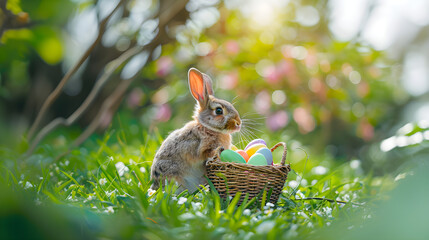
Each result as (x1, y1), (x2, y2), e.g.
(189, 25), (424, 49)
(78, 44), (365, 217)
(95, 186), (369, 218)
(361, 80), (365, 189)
(188, 68), (214, 105)
(202, 72), (214, 96)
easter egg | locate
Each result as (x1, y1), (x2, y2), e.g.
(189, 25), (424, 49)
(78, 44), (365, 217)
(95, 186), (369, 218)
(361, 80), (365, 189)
(220, 149), (246, 164)
(255, 147), (273, 165)
(244, 139), (267, 151)
(247, 153), (267, 166)
(245, 143), (266, 157)
(230, 145), (238, 151)
(236, 150), (250, 162)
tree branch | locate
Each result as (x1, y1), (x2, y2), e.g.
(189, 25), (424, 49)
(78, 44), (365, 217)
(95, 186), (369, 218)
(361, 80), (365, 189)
(27, 0), (125, 140)
(26, 45), (143, 155)
(54, 0), (190, 159)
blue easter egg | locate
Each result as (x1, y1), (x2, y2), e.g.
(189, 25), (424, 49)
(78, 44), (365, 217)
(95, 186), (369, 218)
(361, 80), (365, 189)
(255, 147), (273, 165)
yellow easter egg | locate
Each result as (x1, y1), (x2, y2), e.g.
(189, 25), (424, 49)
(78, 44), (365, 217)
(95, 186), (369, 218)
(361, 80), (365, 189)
(245, 143), (266, 157)
(230, 145), (238, 151)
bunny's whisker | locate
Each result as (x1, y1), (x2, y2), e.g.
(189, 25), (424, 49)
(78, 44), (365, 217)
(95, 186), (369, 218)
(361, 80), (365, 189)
(243, 125), (264, 133)
(241, 129), (255, 143)
(242, 128), (259, 140)
(241, 121), (263, 126)
(241, 111), (266, 118)
(231, 95), (239, 106)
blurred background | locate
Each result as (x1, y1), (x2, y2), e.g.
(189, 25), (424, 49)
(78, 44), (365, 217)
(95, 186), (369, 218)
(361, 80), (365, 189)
(1, 0), (429, 174)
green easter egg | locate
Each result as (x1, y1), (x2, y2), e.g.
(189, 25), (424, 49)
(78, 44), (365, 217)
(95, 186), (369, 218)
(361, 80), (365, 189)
(255, 147), (273, 165)
(247, 153), (268, 166)
(220, 149), (246, 164)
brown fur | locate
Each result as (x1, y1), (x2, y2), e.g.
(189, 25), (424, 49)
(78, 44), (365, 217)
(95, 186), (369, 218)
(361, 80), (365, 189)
(150, 68), (241, 192)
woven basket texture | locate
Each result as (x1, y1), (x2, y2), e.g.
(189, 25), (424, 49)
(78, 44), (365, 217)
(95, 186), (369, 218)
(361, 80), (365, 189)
(206, 142), (290, 205)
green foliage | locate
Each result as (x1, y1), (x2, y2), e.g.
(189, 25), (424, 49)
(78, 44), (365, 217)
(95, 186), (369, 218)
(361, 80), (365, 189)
(0, 121), (400, 239)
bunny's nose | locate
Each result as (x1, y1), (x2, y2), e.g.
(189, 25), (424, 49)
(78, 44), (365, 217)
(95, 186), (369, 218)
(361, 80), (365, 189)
(234, 119), (241, 129)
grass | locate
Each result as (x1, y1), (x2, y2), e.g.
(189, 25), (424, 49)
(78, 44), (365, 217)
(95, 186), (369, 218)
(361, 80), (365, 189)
(0, 123), (400, 239)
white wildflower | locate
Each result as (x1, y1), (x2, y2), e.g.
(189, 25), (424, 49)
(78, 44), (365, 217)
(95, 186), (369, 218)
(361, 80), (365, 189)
(140, 167), (146, 173)
(342, 194), (350, 202)
(172, 196), (177, 201)
(264, 209), (274, 216)
(115, 162), (129, 176)
(195, 211), (205, 218)
(288, 180), (298, 188)
(343, 184), (350, 191)
(308, 222), (314, 228)
(105, 206), (114, 214)
(323, 207), (333, 216)
(266, 202), (275, 208)
(106, 190), (116, 197)
(219, 210), (224, 214)
(311, 179), (318, 185)
(295, 190), (305, 199)
(298, 211), (309, 219)
(312, 166), (328, 175)
(256, 221), (275, 234)
(126, 179), (132, 185)
(178, 213), (194, 221)
(191, 202), (203, 210)
(243, 209), (251, 216)
(50, 172), (54, 176)
(350, 159), (361, 169)
(177, 197), (187, 205)
(99, 178), (107, 185)
(24, 181), (33, 189)
(129, 159), (136, 165)
(87, 195), (93, 201)
(147, 189), (156, 196)
(65, 160), (70, 166)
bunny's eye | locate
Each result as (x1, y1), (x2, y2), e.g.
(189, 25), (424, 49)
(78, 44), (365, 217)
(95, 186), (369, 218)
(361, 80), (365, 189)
(215, 107), (223, 115)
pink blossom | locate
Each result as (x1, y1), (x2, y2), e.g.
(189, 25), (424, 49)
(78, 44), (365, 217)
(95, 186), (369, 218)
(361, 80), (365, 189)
(266, 110), (288, 131)
(219, 72), (238, 90)
(127, 87), (144, 109)
(156, 56), (173, 77)
(293, 107), (315, 133)
(225, 40), (240, 55)
(155, 104), (172, 122)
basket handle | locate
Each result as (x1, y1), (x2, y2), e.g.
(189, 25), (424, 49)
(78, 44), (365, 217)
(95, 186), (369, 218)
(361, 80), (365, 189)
(270, 142), (287, 166)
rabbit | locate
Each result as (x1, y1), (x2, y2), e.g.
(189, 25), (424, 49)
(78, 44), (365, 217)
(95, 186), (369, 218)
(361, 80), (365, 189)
(150, 68), (242, 192)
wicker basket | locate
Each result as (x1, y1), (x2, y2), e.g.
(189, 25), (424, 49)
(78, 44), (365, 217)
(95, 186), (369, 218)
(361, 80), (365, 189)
(206, 142), (291, 205)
